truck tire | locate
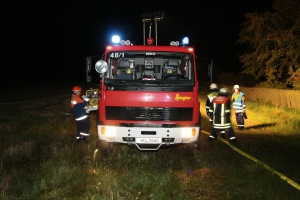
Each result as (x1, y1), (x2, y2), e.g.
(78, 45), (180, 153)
(194, 111), (201, 150)
(96, 140), (114, 156)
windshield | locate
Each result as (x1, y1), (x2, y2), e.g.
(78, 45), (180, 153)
(104, 51), (195, 89)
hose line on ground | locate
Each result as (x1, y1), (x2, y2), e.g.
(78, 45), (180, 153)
(201, 130), (300, 191)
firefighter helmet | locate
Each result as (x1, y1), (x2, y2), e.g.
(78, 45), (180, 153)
(209, 83), (218, 90)
(219, 87), (228, 95)
(72, 86), (81, 92)
(233, 85), (240, 89)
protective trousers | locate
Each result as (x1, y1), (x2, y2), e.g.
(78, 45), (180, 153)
(76, 117), (90, 140)
(235, 113), (244, 130)
(210, 127), (235, 139)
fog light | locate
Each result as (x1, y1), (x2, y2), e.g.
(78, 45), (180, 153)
(106, 137), (115, 142)
(182, 138), (190, 143)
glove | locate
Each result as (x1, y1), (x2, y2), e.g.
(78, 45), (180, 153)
(243, 112), (248, 119)
(84, 106), (90, 113)
(82, 95), (90, 102)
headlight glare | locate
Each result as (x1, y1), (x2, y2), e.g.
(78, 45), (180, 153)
(101, 127), (117, 136)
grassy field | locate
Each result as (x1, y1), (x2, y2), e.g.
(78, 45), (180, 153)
(1, 82), (300, 199)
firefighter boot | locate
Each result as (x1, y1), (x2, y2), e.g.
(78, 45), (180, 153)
(230, 138), (236, 143)
(77, 137), (88, 143)
(208, 136), (215, 143)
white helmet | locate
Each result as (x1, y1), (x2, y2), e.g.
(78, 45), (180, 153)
(233, 85), (240, 89)
(209, 83), (218, 90)
(219, 87), (228, 95)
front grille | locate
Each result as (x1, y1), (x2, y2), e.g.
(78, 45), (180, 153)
(106, 107), (192, 121)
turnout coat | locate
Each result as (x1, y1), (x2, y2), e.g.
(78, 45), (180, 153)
(209, 95), (231, 129)
(71, 94), (88, 121)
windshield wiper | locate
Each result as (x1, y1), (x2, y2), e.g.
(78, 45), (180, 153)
(161, 87), (178, 91)
(132, 83), (144, 90)
(122, 83), (144, 91)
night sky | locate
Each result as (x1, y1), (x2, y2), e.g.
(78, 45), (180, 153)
(2, 1), (272, 84)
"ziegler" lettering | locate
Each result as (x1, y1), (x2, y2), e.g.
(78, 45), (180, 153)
(175, 94), (192, 101)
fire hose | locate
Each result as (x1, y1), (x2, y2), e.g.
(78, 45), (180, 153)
(202, 130), (300, 191)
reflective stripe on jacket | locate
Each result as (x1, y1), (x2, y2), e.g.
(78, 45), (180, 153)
(206, 91), (219, 110)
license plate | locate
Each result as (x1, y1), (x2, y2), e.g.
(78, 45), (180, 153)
(136, 138), (162, 144)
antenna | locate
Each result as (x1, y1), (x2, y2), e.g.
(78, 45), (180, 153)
(142, 11), (163, 46)
(153, 11), (164, 46)
(141, 12), (151, 45)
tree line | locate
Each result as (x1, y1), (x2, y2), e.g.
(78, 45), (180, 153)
(237, 0), (300, 89)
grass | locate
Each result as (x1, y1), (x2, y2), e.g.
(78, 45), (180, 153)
(1, 83), (300, 199)
(226, 96), (300, 183)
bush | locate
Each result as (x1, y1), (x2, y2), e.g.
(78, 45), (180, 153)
(255, 81), (288, 89)
(286, 69), (300, 90)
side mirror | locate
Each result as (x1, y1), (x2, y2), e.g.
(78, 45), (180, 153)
(196, 57), (214, 85)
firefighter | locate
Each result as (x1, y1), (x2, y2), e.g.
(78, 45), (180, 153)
(205, 83), (226, 138)
(206, 83), (219, 124)
(208, 87), (236, 143)
(232, 85), (247, 130)
(71, 86), (90, 142)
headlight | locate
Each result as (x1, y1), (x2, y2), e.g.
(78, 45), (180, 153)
(101, 127), (117, 136)
(181, 128), (197, 137)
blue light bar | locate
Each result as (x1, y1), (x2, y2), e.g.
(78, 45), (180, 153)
(112, 35), (120, 44)
(182, 37), (189, 45)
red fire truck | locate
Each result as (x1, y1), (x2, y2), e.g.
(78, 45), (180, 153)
(86, 13), (205, 156)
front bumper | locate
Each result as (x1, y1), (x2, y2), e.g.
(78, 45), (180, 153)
(97, 125), (199, 150)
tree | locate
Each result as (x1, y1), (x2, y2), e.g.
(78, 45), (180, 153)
(237, 0), (300, 89)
